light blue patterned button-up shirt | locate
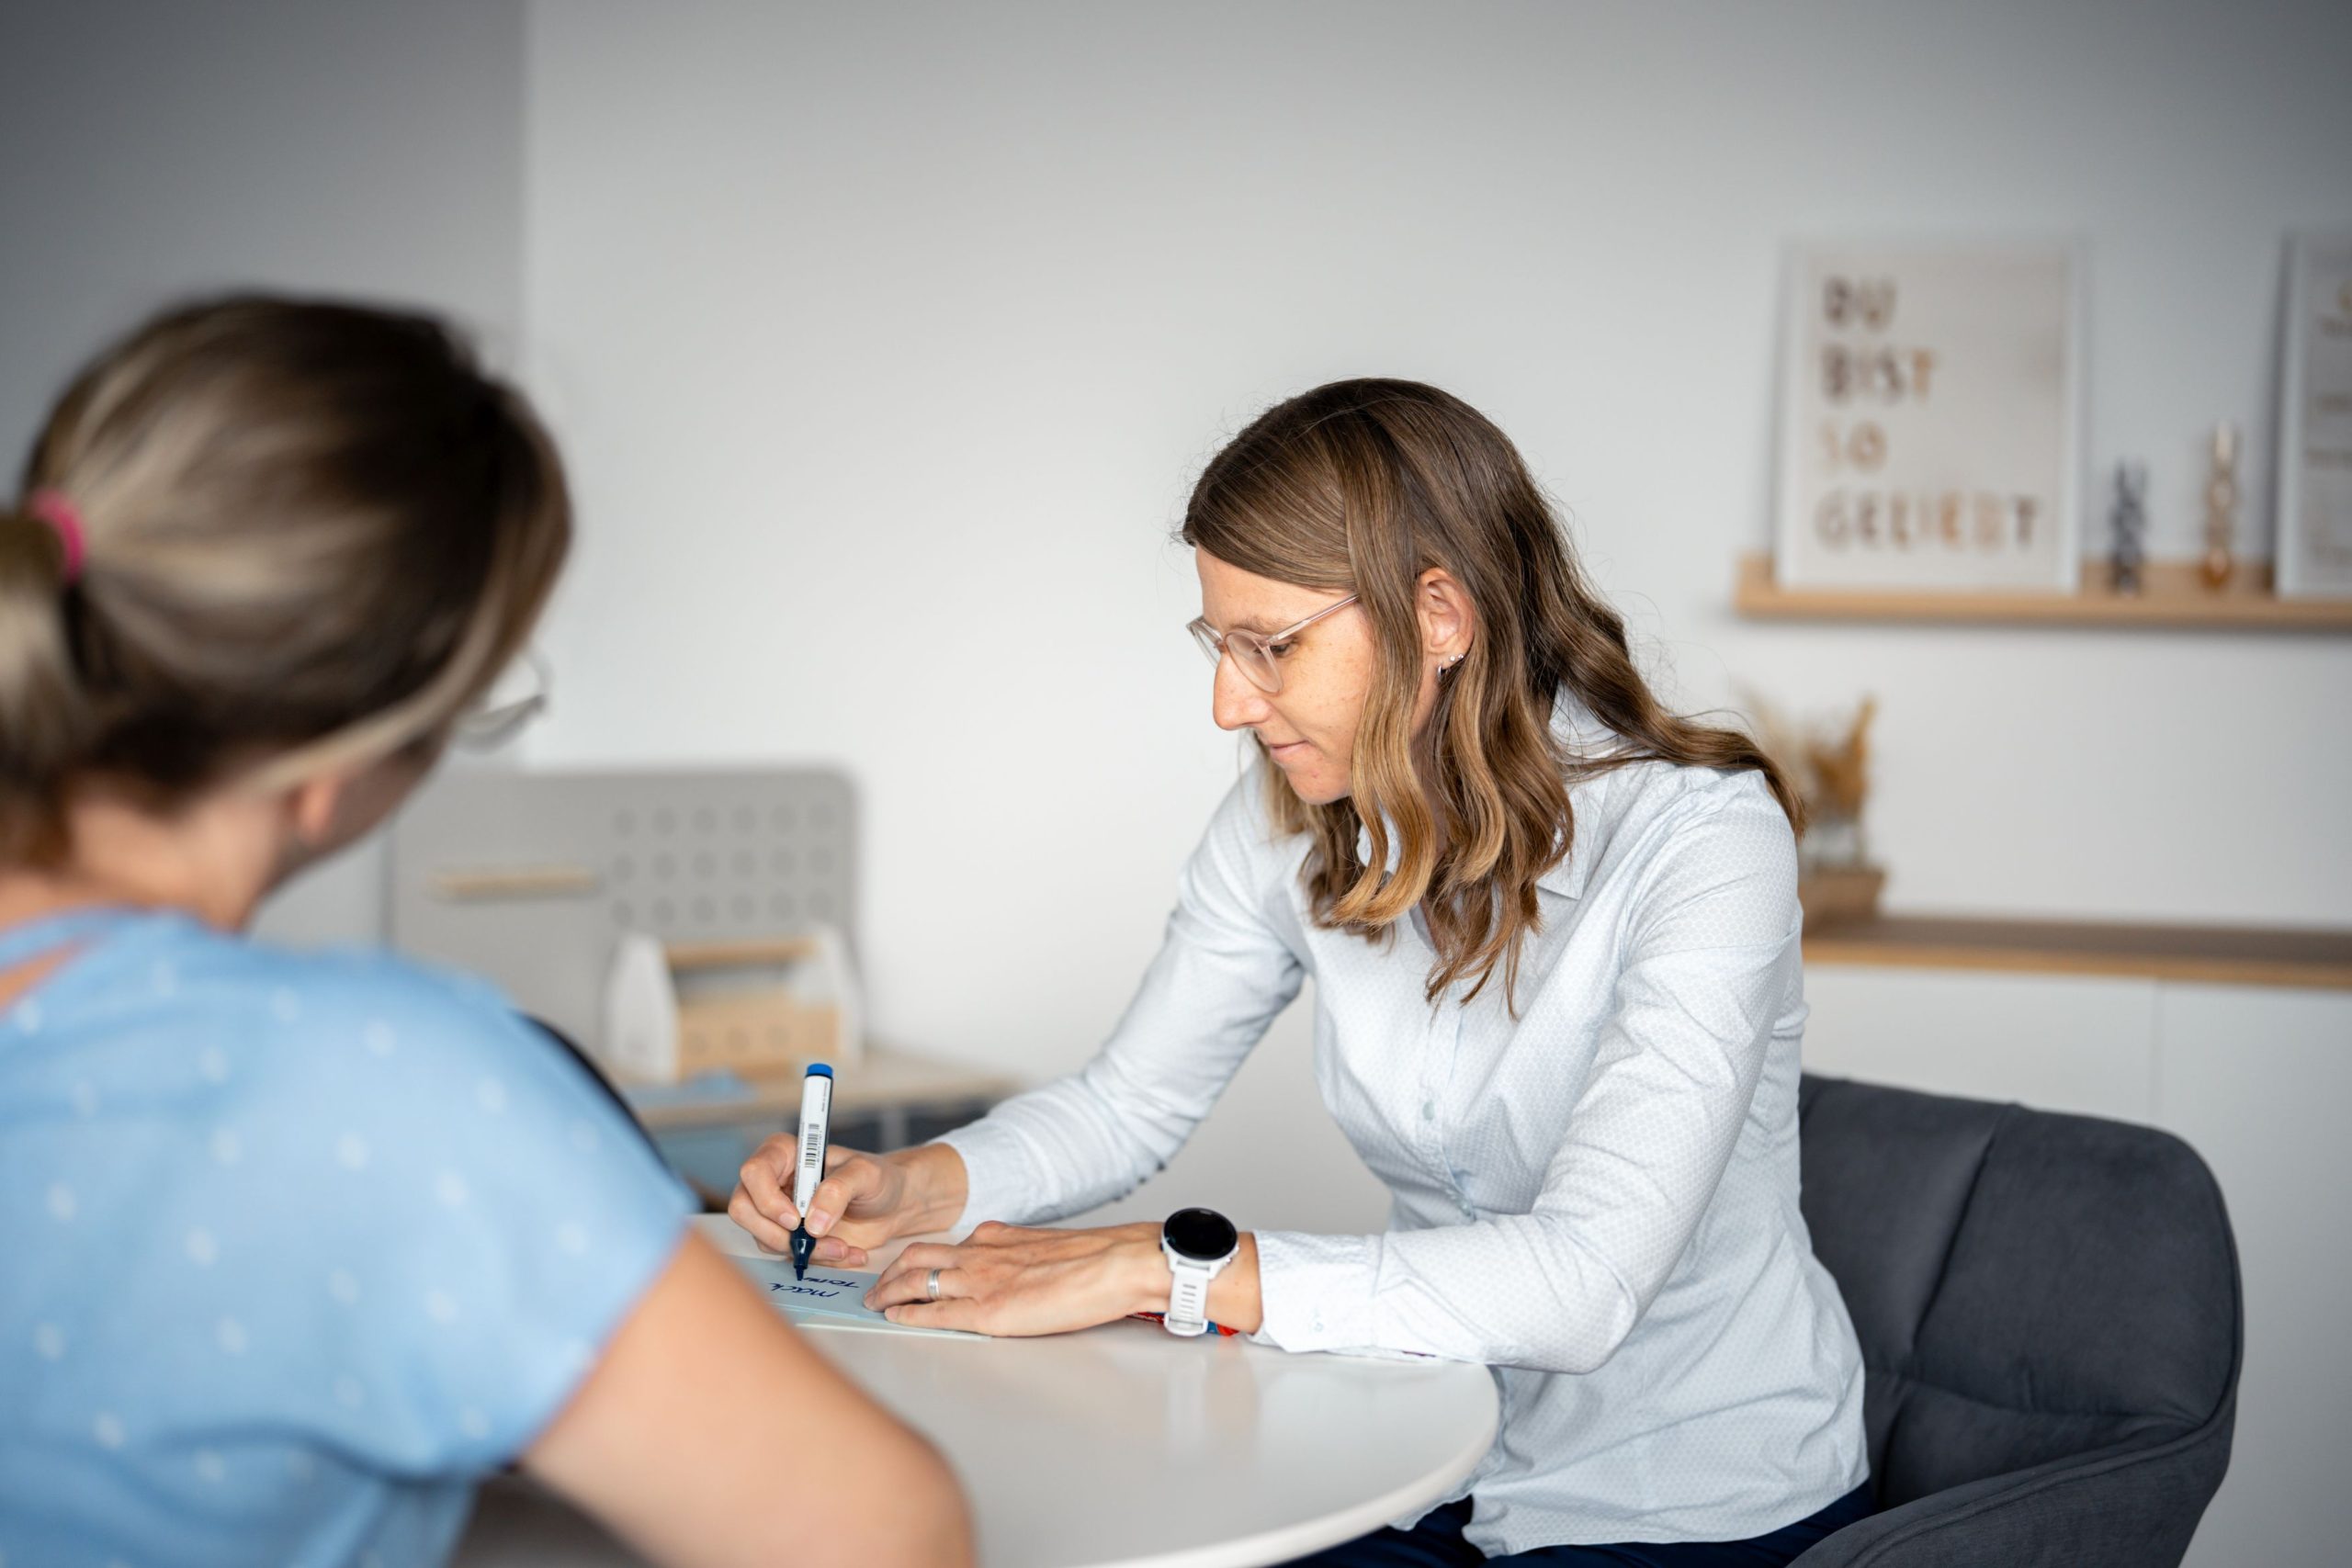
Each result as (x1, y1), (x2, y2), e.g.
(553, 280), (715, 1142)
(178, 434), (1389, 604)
(939, 693), (1867, 1553)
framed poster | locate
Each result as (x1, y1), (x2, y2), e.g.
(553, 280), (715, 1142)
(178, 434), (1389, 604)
(1774, 242), (2083, 592)
(2276, 233), (2352, 599)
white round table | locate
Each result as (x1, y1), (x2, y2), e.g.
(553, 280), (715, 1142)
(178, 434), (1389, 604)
(698, 1214), (1499, 1568)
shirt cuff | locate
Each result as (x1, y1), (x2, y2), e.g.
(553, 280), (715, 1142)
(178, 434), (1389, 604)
(928, 1117), (1041, 1239)
(1249, 1229), (1383, 1354)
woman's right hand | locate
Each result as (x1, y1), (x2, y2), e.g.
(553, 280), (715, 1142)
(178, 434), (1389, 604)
(728, 1139), (962, 1269)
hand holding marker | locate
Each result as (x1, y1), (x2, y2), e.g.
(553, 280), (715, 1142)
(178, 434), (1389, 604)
(790, 1063), (832, 1281)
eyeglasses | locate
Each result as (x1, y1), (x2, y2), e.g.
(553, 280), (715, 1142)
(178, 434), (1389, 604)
(453, 648), (551, 751)
(1185, 594), (1359, 694)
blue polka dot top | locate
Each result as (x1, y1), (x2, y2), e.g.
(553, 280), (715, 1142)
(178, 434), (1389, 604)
(0, 907), (693, 1568)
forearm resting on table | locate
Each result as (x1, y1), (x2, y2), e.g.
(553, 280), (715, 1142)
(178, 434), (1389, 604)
(526, 1233), (972, 1568)
(1204, 1233), (1263, 1334)
(891, 1141), (976, 1237)
(918, 1139), (1265, 1333)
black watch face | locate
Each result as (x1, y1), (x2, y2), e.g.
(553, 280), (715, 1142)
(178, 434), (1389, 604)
(1163, 1206), (1237, 1262)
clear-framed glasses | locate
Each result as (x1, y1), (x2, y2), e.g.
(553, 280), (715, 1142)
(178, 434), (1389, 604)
(1185, 593), (1359, 694)
(453, 647), (551, 751)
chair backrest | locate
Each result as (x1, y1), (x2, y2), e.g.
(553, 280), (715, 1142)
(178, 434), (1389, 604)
(1796, 1075), (2240, 1508)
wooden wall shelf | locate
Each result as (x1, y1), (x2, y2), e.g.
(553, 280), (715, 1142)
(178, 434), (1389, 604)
(1803, 914), (2352, 990)
(1736, 555), (2352, 629)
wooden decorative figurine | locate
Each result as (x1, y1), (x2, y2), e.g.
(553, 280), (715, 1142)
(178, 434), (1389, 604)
(2109, 460), (2147, 594)
(2200, 422), (2239, 590)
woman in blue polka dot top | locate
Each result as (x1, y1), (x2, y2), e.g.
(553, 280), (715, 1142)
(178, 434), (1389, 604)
(0, 296), (970, 1568)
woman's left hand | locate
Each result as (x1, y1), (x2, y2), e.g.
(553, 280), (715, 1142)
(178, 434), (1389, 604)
(863, 1220), (1170, 1337)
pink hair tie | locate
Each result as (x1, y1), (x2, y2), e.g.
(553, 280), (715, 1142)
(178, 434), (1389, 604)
(26, 490), (87, 584)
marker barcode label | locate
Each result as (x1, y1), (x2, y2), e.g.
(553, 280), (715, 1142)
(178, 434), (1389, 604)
(792, 1074), (831, 1213)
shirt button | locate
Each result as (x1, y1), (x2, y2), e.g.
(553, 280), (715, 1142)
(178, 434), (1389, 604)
(1421, 1100), (1436, 1121)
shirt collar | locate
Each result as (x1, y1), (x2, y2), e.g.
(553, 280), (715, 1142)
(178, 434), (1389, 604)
(1535, 687), (1620, 901)
(1350, 688), (1623, 901)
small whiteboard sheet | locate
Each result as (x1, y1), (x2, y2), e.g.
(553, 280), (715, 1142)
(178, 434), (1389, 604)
(730, 1255), (975, 1339)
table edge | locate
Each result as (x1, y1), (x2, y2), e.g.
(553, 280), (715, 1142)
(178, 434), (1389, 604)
(1056, 1362), (1499, 1568)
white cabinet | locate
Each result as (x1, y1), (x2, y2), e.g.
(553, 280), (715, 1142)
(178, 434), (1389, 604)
(1802, 964), (2352, 1568)
(2154, 987), (2352, 1568)
(1800, 967), (2159, 1122)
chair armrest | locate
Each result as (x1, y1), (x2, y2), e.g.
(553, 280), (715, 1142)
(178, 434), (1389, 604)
(1790, 1396), (2234, 1568)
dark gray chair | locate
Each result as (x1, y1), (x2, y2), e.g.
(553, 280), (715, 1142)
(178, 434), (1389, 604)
(1790, 1075), (2240, 1567)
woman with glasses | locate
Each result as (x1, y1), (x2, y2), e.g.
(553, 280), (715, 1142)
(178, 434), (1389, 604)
(0, 297), (970, 1568)
(732, 379), (1871, 1565)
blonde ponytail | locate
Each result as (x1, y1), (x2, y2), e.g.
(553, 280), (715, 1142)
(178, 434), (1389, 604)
(1, 294), (571, 868)
(0, 504), (94, 862)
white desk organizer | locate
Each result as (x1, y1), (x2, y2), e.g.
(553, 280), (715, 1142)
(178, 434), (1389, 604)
(603, 927), (864, 1084)
(390, 767), (857, 1062)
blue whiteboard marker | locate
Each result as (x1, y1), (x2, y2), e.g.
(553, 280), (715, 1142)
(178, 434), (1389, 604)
(789, 1063), (833, 1281)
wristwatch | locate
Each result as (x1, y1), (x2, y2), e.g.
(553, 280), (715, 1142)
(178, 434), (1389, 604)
(1159, 1206), (1239, 1337)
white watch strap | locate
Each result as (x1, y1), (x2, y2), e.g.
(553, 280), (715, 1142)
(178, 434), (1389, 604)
(1166, 1256), (1213, 1336)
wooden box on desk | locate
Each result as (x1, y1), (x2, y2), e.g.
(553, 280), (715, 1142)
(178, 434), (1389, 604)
(604, 929), (862, 1085)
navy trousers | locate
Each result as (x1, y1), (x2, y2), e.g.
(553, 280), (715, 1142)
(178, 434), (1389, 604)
(1280, 1483), (1875, 1567)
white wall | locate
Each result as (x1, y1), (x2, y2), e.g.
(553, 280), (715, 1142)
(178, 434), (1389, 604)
(522, 0), (2352, 1101)
(0, 0), (528, 947)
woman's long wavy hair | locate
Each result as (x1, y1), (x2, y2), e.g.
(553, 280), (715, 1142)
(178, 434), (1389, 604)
(1182, 378), (1802, 1009)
